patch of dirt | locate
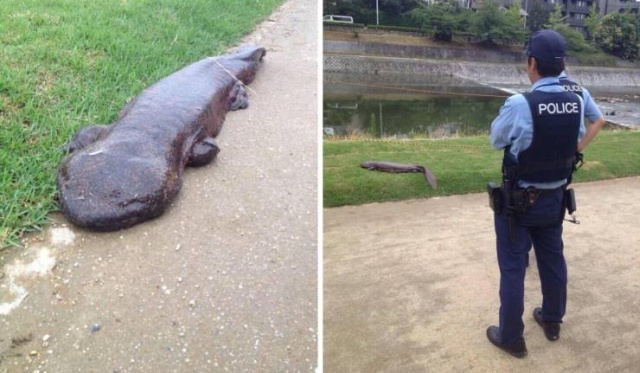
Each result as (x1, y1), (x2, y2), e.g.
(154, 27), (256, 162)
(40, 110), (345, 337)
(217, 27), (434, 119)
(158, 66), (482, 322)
(324, 176), (640, 372)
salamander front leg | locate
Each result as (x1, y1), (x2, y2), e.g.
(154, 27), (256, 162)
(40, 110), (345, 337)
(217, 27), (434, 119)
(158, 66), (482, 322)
(229, 81), (249, 111)
(187, 137), (220, 167)
(66, 124), (112, 153)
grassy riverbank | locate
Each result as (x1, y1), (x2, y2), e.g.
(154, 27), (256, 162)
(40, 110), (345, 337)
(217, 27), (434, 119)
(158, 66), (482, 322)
(324, 27), (630, 67)
(0, 0), (284, 248)
(324, 131), (640, 207)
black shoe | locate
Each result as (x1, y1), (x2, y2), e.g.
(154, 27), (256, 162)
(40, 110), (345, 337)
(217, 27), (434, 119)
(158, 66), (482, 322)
(486, 326), (527, 358)
(533, 307), (560, 341)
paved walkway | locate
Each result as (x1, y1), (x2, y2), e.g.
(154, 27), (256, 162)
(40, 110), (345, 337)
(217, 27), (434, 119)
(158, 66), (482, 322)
(0, 0), (318, 371)
(324, 177), (640, 372)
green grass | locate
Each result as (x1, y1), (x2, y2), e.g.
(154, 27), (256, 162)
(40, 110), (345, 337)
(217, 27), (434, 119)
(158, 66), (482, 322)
(0, 0), (284, 248)
(323, 131), (640, 207)
(570, 50), (619, 67)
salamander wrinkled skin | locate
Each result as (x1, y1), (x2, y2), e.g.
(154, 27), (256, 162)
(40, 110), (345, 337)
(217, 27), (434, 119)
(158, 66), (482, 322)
(57, 46), (266, 231)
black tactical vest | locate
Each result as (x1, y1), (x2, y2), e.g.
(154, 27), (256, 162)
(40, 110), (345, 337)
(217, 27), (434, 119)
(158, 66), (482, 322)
(503, 89), (581, 183)
(560, 77), (583, 98)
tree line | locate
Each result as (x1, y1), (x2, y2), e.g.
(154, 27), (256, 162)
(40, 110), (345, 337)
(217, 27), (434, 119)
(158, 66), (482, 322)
(323, 0), (640, 60)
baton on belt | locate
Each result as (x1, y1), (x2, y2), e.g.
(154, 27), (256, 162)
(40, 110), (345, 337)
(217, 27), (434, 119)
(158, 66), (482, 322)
(503, 167), (517, 243)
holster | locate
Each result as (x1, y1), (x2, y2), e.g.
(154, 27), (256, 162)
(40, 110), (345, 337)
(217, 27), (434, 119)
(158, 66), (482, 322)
(487, 182), (503, 213)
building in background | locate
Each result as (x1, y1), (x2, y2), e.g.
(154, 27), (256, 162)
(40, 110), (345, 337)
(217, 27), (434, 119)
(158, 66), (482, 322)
(477, 0), (640, 35)
(599, 0), (640, 15)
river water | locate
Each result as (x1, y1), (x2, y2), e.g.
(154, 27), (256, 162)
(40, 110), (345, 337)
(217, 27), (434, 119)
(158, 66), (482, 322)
(323, 72), (639, 139)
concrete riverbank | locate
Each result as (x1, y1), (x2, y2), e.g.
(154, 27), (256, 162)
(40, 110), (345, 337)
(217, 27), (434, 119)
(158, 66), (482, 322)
(324, 50), (640, 88)
(323, 37), (640, 128)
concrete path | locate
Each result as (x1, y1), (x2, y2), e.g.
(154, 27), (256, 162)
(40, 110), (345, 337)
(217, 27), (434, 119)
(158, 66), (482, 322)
(0, 0), (318, 371)
(324, 177), (640, 372)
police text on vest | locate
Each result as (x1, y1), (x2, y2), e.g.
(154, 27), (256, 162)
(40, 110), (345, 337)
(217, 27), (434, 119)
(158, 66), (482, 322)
(538, 102), (579, 115)
(563, 84), (582, 93)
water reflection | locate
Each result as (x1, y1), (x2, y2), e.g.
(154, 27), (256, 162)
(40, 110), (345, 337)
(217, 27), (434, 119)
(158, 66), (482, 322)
(323, 97), (504, 138)
(324, 72), (507, 138)
(323, 72), (638, 139)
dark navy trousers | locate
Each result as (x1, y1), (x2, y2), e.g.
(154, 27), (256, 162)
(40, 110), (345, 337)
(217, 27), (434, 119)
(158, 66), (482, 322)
(493, 188), (567, 345)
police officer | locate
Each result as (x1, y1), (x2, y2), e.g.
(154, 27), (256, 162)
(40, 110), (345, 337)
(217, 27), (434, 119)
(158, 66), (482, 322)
(522, 70), (605, 267)
(486, 30), (586, 358)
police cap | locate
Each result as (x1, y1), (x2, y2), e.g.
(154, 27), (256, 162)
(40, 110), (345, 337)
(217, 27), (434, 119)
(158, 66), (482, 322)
(525, 30), (566, 64)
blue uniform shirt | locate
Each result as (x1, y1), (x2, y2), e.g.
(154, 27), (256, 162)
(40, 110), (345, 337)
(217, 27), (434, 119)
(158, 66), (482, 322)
(559, 71), (603, 122)
(490, 76), (586, 189)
